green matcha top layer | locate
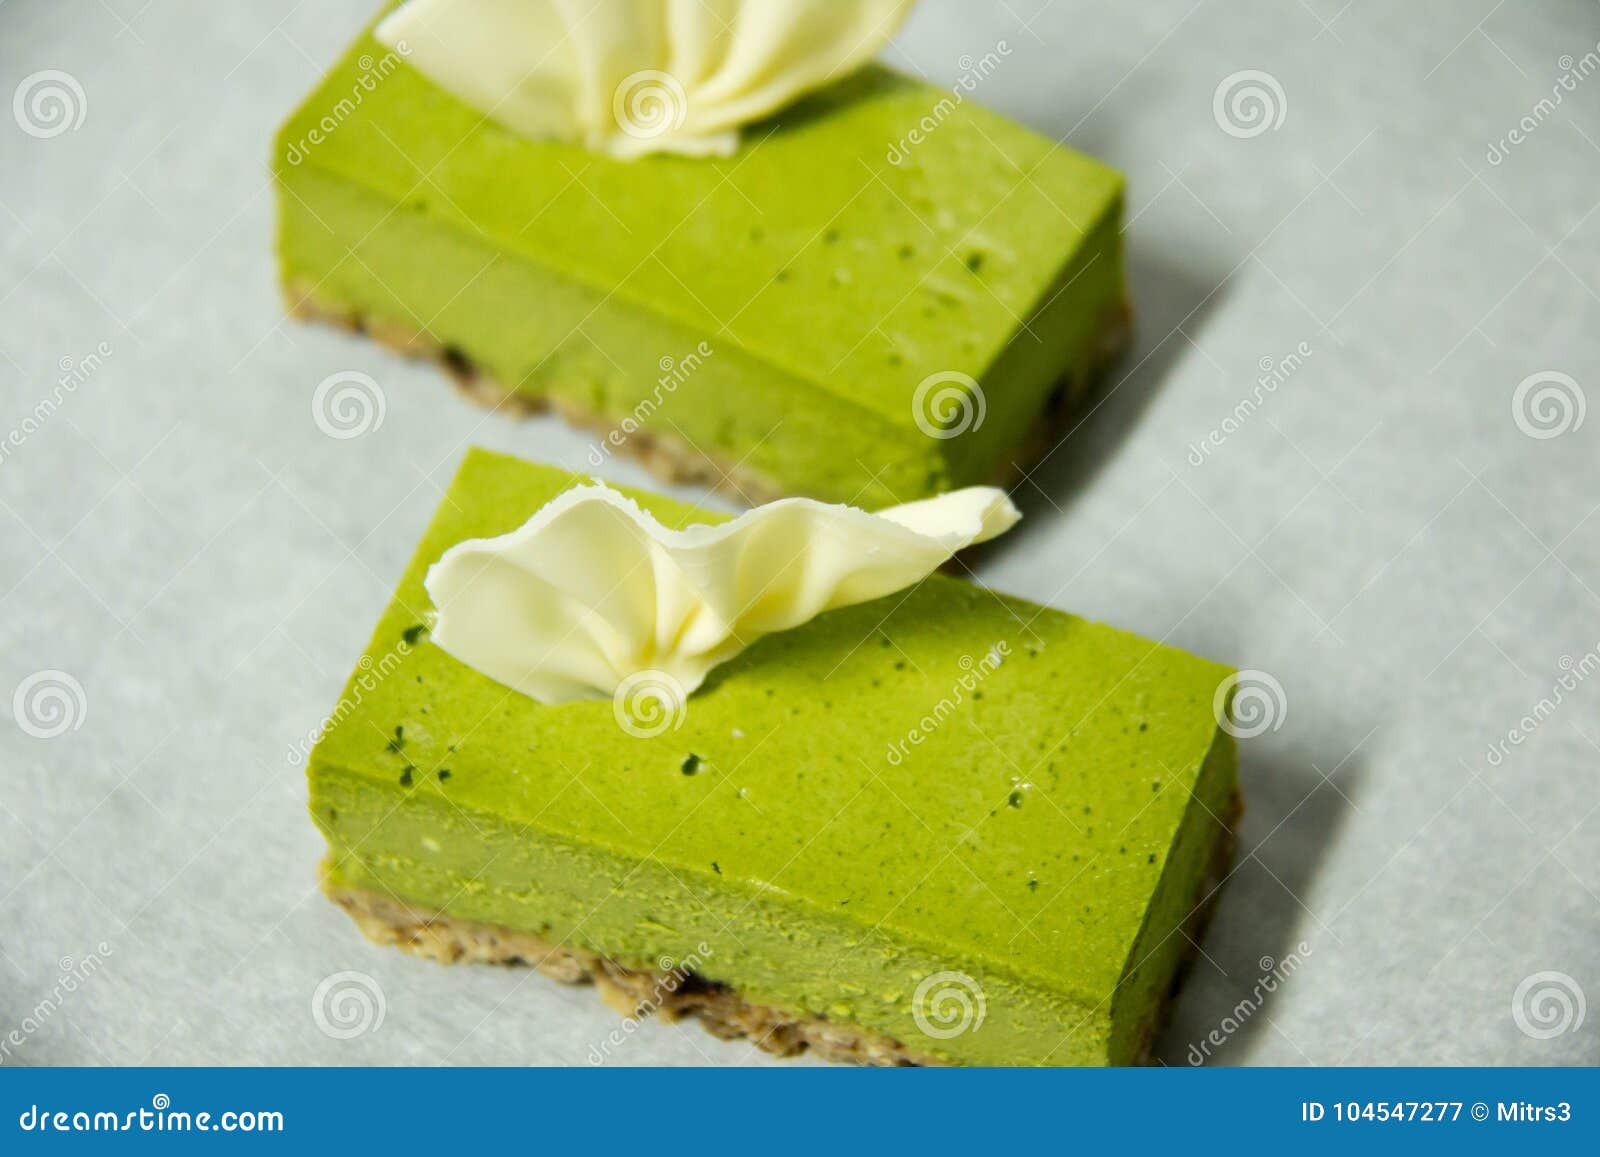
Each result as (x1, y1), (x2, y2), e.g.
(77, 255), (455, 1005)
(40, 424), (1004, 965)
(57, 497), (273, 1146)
(276, 6), (1124, 430)
(310, 449), (1231, 1002)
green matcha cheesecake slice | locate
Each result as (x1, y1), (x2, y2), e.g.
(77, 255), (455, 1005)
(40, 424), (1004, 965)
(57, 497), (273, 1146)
(306, 449), (1238, 1066)
(274, 4), (1129, 508)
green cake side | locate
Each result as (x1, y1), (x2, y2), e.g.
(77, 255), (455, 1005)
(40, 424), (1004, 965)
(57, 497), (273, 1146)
(273, 7), (1128, 507)
(306, 449), (1236, 1065)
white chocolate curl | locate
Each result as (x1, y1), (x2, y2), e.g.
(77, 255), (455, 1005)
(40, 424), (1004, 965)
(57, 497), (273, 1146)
(424, 484), (1019, 704)
(376, 0), (916, 159)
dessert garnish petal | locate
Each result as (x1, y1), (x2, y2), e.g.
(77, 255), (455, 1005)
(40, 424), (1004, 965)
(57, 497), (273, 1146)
(376, 0), (917, 158)
(422, 482), (1018, 704)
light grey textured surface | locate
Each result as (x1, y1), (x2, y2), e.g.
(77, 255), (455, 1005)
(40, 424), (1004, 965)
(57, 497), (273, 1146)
(2, 0), (1597, 1066)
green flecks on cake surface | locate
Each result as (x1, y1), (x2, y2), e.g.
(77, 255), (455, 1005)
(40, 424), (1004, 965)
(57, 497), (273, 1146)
(307, 450), (1235, 1064)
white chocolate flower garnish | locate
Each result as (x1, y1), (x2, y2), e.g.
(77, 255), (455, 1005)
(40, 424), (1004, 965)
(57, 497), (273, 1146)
(376, 0), (916, 159)
(424, 483), (1019, 704)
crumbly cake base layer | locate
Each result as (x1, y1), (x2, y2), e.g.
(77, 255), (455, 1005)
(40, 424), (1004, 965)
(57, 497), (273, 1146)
(284, 278), (1133, 506)
(321, 790), (1237, 1067)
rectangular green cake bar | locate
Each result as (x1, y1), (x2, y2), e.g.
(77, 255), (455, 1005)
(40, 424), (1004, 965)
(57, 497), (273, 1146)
(274, 5), (1129, 508)
(307, 449), (1238, 1065)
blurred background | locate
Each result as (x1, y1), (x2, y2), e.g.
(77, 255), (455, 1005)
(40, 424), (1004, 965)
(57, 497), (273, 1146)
(1, 0), (1596, 1064)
